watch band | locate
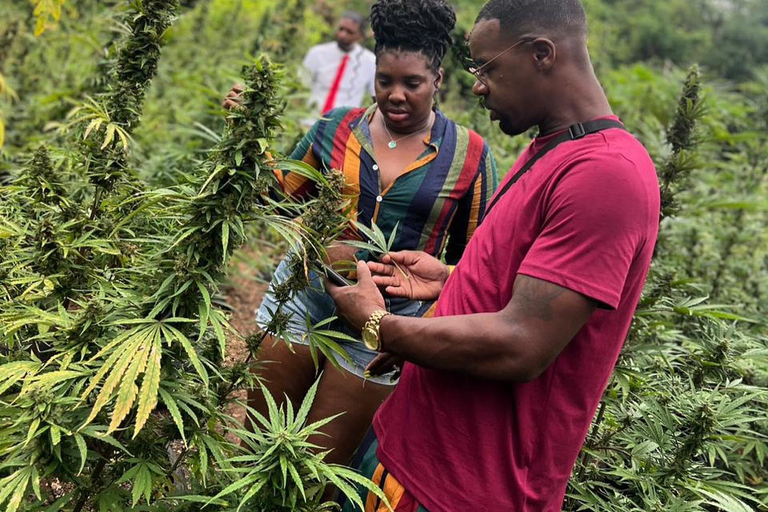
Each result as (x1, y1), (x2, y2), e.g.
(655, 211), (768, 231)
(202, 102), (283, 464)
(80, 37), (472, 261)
(362, 309), (391, 351)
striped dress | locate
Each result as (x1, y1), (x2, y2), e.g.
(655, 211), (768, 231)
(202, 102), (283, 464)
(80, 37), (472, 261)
(274, 105), (498, 263)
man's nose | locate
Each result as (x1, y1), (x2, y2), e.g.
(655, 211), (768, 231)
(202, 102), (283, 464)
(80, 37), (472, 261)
(472, 79), (488, 96)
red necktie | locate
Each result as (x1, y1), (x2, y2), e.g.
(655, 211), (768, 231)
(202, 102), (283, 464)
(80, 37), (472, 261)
(322, 54), (350, 115)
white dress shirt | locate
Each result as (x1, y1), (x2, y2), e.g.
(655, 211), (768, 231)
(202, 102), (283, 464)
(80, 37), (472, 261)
(301, 41), (376, 122)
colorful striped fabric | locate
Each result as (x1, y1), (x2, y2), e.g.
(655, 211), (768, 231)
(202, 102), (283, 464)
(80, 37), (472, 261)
(274, 105), (497, 264)
(341, 431), (430, 512)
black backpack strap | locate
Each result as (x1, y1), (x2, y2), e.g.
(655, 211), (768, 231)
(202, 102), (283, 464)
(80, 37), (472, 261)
(484, 119), (627, 214)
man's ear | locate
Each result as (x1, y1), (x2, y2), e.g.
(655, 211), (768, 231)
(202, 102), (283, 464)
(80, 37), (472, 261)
(434, 68), (445, 89)
(532, 38), (556, 71)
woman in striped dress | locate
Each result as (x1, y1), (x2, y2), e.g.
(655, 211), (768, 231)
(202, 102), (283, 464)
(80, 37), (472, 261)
(249, 0), (498, 466)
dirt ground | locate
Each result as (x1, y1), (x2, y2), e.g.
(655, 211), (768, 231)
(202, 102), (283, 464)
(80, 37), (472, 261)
(221, 252), (272, 428)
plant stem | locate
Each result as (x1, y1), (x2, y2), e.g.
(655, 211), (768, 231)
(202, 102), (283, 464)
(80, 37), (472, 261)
(577, 401), (607, 479)
(72, 457), (107, 512)
(167, 328), (268, 479)
(90, 187), (104, 221)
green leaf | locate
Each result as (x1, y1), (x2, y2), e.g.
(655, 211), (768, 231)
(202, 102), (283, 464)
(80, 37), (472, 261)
(271, 158), (328, 185)
(74, 434), (88, 475)
(222, 222), (230, 262)
(130, 463), (153, 507)
(80, 426), (132, 455)
(196, 280), (212, 322)
(0, 466), (34, 512)
(42, 492), (74, 512)
(197, 164), (228, 195)
(158, 388), (186, 444)
(162, 324), (209, 385)
(208, 474), (260, 505)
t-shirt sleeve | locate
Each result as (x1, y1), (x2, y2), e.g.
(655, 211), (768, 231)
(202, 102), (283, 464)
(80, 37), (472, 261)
(517, 157), (651, 309)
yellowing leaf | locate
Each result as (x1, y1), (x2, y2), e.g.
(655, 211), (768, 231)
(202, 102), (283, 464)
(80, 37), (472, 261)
(0, 361), (42, 395)
(133, 333), (162, 437)
(31, 0), (66, 36)
(81, 327), (150, 428)
(83, 118), (103, 140)
(101, 123), (116, 149)
(108, 331), (152, 433)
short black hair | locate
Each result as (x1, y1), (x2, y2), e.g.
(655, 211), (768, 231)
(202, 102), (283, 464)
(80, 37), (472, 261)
(370, 0), (456, 72)
(476, 0), (587, 39)
(341, 11), (367, 35)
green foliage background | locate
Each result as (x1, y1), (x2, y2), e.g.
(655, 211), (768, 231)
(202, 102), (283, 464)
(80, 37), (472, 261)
(0, 0), (766, 511)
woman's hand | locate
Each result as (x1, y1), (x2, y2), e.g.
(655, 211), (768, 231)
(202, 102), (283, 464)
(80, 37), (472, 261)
(367, 251), (449, 301)
(222, 83), (244, 110)
(323, 243), (359, 267)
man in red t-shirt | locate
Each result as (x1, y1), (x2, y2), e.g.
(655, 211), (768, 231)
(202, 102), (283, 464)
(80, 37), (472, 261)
(328, 0), (660, 511)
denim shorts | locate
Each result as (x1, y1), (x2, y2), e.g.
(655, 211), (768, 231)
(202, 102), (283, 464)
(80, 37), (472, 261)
(255, 256), (433, 385)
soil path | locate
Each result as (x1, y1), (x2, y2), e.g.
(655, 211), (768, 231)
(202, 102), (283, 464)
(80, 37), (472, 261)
(222, 254), (271, 428)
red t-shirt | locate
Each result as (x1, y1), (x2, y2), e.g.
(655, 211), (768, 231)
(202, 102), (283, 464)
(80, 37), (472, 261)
(373, 118), (660, 512)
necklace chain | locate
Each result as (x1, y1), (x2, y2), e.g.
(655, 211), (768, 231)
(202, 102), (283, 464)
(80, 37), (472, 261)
(380, 111), (434, 149)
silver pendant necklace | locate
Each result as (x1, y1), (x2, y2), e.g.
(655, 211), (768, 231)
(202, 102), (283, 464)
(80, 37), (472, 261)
(380, 111), (434, 149)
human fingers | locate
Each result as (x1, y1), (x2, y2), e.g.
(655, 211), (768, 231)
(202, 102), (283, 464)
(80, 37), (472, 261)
(222, 99), (239, 110)
(324, 277), (341, 297)
(371, 275), (399, 288)
(383, 285), (411, 298)
(365, 353), (400, 376)
(367, 261), (396, 276)
(356, 259), (373, 283)
(386, 250), (422, 266)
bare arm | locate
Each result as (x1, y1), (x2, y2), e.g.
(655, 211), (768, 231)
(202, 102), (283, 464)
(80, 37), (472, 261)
(328, 262), (596, 382)
(382, 275), (595, 381)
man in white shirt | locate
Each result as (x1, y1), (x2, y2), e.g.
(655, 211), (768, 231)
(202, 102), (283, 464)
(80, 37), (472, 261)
(301, 12), (376, 122)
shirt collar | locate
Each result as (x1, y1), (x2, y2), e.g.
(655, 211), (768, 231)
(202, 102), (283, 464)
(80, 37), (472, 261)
(351, 104), (446, 154)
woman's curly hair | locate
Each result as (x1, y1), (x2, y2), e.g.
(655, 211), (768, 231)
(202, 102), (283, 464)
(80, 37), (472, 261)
(370, 0), (457, 72)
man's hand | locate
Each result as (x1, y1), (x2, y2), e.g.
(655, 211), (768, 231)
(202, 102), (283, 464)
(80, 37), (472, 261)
(222, 84), (244, 110)
(366, 352), (404, 377)
(326, 260), (386, 332)
(367, 251), (448, 301)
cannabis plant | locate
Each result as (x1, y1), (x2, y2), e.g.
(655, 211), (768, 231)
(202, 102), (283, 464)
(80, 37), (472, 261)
(565, 66), (768, 512)
(198, 379), (386, 512)
(0, 1), (369, 511)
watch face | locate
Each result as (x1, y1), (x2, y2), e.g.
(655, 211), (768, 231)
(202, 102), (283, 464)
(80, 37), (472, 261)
(362, 328), (378, 351)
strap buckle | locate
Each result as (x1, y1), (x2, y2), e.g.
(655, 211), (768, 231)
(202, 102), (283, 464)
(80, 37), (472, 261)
(568, 123), (586, 139)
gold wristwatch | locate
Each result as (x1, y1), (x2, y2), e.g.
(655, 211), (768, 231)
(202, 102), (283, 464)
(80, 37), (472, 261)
(362, 309), (391, 351)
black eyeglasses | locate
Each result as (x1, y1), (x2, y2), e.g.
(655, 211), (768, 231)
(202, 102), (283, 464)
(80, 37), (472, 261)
(466, 37), (536, 86)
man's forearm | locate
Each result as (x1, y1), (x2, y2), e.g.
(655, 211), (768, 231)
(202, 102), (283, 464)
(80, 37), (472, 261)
(379, 312), (540, 382)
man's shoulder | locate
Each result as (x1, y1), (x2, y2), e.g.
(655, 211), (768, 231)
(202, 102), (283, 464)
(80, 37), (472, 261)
(348, 45), (376, 67)
(306, 41), (338, 57)
(546, 131), (660, 219)
(558, 128), (656, 180)
(358, 46), (376, 60)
